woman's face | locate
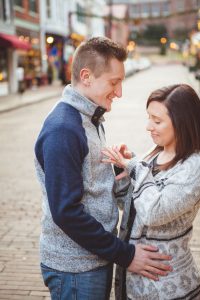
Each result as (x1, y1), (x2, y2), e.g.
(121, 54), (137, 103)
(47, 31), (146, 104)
(146, 101), (176, 150)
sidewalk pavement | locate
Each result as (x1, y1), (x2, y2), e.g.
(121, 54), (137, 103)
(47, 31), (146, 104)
(0, 62), (199, 115)
(148, 51), (200, 93)
(0, 82), (63, 114)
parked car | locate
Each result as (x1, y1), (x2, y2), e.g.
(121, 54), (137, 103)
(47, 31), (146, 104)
(125, 57), (151, 77)
(124, 58), (138, 77)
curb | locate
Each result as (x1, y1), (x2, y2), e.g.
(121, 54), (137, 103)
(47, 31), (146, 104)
(0, 92), (61, 115)
(186, 71), (200, 95)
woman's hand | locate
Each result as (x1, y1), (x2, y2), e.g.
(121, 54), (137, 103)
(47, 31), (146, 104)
(101, 146), (130, 169)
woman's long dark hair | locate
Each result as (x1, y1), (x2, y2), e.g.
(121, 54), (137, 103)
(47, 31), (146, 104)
(146, 84), (200, 170)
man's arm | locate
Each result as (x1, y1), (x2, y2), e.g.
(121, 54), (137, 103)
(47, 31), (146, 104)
(36, 125), (172, 278)
(36, 125), (135, 268)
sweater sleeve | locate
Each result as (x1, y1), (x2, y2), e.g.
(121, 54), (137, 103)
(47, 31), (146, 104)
(40, 126), (135, 268)
(126, 154), (200, 227)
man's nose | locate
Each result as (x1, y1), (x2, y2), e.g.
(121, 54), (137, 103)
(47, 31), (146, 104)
(114, 83), (122, 98)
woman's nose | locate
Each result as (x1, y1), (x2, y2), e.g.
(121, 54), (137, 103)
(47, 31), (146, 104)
(146, 120), (153, 131)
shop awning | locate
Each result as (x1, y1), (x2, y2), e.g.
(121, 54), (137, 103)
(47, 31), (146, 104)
(0, 33), (31, 50)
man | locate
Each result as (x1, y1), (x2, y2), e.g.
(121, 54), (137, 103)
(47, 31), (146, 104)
(35, 37), (171, 300)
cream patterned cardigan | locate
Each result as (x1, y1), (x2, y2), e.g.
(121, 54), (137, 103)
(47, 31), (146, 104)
(116, 152), (200, 300)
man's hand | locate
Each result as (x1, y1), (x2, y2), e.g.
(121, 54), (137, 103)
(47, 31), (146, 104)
(101, 147), (130, 169)
(128, 244), (172, 281)
(117, 143), (133, 159)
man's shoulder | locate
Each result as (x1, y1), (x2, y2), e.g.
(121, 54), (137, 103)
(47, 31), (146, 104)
(35, 101), (88, 155)
(45, 102), (83, 133)
(50, 101), (81, 121)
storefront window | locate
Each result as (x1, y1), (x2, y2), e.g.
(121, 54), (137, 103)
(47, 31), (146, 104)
(162, 1), (170, 16)
(29, 0), (37, 13)
(131, 4), (140, 18)
(151, 3), (160, 17)
(141, 3), (150, 17)
(77, 3), (85, 23)
(0, 49), (8, 83)
(14, 0), (23, 7)
(17, 49), (41, 87)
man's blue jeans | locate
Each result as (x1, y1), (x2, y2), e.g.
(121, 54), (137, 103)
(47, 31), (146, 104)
(41, 263), (113, 300)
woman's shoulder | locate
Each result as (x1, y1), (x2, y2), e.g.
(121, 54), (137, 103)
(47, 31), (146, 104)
(183, 152), (200, 168)
(166, 152), (200, 183)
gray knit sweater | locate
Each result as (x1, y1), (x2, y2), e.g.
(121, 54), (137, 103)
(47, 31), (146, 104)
(116, 152), (200, 300)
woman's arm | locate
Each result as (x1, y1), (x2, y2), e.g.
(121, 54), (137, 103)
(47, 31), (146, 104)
(102, 148), (200, 226)
(126, 154), (200, 226)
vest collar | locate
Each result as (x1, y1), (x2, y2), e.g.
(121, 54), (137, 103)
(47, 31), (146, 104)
(61, 85), (106, 124)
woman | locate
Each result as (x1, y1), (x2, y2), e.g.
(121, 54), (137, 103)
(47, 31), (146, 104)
(102, 84), (200, 299)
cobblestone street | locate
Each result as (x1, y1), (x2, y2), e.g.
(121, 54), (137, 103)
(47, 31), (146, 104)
(0, 62), (199, 299)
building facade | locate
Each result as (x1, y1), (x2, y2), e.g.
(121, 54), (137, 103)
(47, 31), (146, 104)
(105, 3), (129, 46)
(0, 0), (15, 95)
(0, 0), (106, 95)
(40, 0), (70, 82)
(112, 0), (200, 41)
(13, 0), (41, 88)
(69, 0), (105, 41)
(40, 0), (106, 84)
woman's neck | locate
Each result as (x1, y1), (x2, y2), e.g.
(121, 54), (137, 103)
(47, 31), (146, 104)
(157, 148), (176, 165)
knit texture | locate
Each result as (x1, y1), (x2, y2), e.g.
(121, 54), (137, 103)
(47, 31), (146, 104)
(34, 85), (135, 273)
(116, 153), (200, 299)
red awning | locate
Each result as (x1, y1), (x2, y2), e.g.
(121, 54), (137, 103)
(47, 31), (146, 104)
(0, 33), (31, 50)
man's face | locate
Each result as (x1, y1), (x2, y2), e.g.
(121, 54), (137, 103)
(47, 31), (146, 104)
(86, 58), (125, 112)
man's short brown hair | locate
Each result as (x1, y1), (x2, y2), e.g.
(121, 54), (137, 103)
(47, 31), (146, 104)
(71, 36), (127, 85)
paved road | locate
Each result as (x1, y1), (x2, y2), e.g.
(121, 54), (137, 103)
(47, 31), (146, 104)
(0, 63), (199, 299)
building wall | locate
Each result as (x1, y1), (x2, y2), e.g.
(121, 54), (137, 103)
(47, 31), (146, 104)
(40, 0), (69, 37)
(111, 20), (129, 46)
(13, 0), (41, 90)
(90, 0), (106, 37)
(70, 0), (90, 37)
(0, 0), (16, 95)
(69, 0), (106, 37)
(105, 4), (129, 46)
(0, 0), (15, 35)
(14, 0), (40, 47)
(127, 0), (199, 39)
(39, 0), (69, 74)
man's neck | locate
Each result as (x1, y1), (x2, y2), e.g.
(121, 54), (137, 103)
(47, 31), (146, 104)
(72, 84), (90, 101)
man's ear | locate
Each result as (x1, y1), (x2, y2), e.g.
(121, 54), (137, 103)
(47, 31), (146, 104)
(79, 68), (92, 86)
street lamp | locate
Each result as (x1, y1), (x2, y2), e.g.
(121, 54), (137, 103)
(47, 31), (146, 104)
(160, 37), (167, 55)
(127, 40), (135, 53)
